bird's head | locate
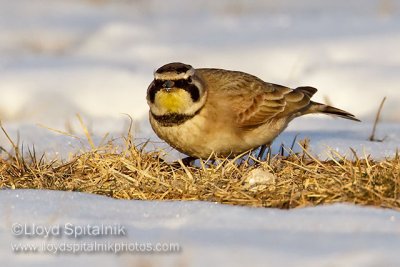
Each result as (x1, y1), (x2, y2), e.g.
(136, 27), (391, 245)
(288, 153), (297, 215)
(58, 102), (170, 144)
(147, 62), (207, 117)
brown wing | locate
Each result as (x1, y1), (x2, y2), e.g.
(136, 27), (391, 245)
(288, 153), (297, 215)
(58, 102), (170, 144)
(236, 85), (317, 129)
(197, 68), (318, 129)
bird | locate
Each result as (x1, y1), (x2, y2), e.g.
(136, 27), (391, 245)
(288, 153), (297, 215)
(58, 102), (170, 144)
(146, 62), (360, 159)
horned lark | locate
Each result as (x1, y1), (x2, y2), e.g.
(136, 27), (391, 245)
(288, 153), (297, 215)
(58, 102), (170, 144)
(147, 62), (359, 159)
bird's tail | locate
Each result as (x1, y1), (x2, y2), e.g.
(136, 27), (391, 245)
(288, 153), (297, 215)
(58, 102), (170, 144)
(307, 102), (361, 122)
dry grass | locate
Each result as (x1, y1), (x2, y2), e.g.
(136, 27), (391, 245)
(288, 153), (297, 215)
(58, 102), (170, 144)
(0, 126), (399, 210)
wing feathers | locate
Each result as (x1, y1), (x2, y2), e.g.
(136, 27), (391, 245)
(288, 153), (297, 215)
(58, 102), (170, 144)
(237, 86), (316, 128)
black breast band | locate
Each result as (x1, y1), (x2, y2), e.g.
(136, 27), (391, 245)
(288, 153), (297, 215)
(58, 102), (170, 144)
(151, 107), (203, 127)
(151, 113), (195, 127)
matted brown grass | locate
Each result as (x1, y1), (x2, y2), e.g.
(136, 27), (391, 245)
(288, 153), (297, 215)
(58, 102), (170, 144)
(0, 128), (399, 209)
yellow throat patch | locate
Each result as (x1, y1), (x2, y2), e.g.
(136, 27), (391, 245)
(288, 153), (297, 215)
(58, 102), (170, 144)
(155, 89), (192, 113)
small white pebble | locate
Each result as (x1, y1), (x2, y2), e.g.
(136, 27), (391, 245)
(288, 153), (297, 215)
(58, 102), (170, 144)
(244, 168), (276, 192)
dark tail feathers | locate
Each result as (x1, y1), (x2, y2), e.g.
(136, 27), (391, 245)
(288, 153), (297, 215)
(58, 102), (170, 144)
(309, 102), (361, 122)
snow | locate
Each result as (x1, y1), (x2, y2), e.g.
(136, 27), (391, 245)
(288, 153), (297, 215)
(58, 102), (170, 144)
(0, 0), (400, 266)
(1, 190), (400, 267)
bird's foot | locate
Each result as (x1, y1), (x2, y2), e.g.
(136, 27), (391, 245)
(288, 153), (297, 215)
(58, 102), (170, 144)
(169, 156), (197, 168)
(181, 156), (197, 166)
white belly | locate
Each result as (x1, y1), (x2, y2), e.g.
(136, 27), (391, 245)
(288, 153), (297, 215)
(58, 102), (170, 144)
(149, 112), (288, 158)
(150, 113), (232, 158)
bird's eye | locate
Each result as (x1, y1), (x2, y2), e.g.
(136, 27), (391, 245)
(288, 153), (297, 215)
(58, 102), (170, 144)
(163, 80), (174, 88)
(187, 77), (192, 83)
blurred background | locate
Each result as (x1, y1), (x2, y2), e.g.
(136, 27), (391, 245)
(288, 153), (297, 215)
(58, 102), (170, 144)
(0, 0), (399, 156)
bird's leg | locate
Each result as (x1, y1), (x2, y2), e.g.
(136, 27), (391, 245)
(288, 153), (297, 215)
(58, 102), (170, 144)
(257, 145), (268, 160)
(181, 156), (197, 166)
